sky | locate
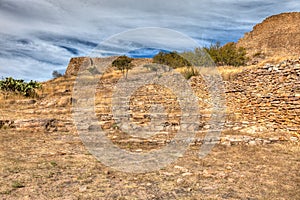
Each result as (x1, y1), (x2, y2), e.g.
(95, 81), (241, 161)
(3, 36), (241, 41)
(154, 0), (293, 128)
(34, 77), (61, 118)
(0, 0), (299, 81)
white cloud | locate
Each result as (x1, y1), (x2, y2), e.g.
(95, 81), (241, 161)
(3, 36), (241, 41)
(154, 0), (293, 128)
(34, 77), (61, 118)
(0, 0), (299, 80)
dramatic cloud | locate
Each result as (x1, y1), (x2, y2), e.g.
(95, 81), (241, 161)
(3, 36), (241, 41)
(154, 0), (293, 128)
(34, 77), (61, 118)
(0, 0), (299, 80)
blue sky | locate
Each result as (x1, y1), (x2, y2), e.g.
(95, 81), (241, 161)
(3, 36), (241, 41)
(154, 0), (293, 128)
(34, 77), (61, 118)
(0, 0), (299, 81)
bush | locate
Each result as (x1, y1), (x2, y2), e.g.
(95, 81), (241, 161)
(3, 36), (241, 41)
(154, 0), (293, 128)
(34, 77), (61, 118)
(204, 42), (248, 66)
(181, 67), (200, 80)
(112, 55), (134, 78)
(181, 48), (214, 67)
(52, 70), (63, 78)
(153, 51), (191, 68)
(0, 77), (42, 97)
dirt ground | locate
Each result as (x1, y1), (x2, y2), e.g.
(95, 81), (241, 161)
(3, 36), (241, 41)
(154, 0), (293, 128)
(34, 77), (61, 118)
(0, 127), (299, 200)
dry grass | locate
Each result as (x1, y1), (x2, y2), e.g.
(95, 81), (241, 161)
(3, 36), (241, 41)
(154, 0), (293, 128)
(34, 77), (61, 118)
(213, 55), (300, 81)
(216, 65), (260, 81)
(175, 65), (259, 82)
(257, 55), (299, 66)
(0, 91), (30, 101)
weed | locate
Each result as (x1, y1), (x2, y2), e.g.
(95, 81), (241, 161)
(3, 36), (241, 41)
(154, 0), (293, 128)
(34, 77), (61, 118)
(47, 172), (55, 178)
(11, 181), (24, 189)
(50, 161), (57, 167)
(181, 67), (200, 80)
(0, 190), (12, 195)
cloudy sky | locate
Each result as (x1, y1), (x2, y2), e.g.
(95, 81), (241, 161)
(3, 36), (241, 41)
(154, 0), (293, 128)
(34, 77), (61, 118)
(0, 0), (299, 81)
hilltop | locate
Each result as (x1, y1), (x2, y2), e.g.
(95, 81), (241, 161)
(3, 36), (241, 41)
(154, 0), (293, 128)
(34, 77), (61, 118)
(237, 12), (300, 64)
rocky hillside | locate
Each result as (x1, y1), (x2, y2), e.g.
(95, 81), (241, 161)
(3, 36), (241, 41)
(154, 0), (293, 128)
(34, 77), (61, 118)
(237, 12), (300, 63)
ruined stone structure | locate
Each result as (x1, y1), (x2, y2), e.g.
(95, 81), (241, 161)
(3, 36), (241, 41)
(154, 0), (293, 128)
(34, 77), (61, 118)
(224, 59), (300, 134)
(1, 57), (298, 148)
(65, 57), (300, 138)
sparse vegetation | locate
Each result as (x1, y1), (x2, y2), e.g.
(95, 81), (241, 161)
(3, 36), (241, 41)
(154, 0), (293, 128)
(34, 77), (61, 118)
(153, 43), (247, 68)
(112, 55), (134, 78)
(153, 51), (191, 68)
(0, 77), (42, 97)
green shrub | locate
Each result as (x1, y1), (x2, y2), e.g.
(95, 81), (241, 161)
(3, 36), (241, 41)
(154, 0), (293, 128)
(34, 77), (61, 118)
(0, 77), (42, 97)
(204, 42), (248, 66)
(153, 51), (191, 69)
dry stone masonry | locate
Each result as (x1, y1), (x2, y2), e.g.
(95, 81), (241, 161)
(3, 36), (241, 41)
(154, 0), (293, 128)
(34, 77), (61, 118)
(224, 58), (300, 135)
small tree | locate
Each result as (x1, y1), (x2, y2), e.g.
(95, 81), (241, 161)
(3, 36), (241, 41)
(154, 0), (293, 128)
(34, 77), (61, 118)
(112, 55), (134, 78)
(52, 70), (63, 78)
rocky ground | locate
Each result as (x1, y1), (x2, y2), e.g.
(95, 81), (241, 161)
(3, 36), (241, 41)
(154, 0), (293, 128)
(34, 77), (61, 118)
(0, 66), (299, 199)
(0, 128), (299, 199)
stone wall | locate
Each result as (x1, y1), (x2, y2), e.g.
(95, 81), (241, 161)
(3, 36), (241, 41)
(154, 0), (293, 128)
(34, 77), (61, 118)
(224, 58), (300, 134)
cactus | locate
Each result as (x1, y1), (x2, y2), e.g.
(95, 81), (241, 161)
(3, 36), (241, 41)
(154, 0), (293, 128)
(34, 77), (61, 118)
(0, 77), (42, 97)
